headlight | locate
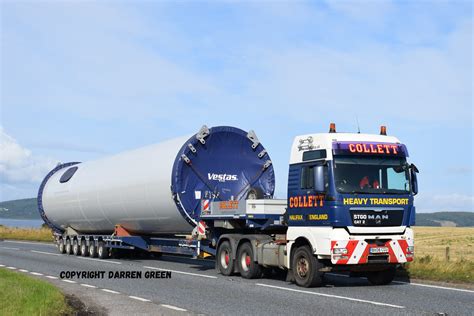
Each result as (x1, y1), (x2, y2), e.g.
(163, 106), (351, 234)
(332, 248), (348, 255)
(406, 246), (414, 254)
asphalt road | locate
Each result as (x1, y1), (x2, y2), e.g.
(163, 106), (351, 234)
(1, 240), (473, 315)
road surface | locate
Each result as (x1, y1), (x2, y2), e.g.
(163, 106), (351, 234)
(1, 240), (472, 315)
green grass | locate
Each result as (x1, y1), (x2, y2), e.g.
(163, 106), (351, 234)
(403, 255), (473, 283)
(0, 225), (53, 242)
(0, 268), (72, 316)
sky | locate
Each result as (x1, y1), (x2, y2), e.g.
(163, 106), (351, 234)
(0, 0), (472, 213)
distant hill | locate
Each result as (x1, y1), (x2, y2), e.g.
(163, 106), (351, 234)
(416, 212), (474, 227)
(0, 198), (40, 219)
(0, 198), (473, 226)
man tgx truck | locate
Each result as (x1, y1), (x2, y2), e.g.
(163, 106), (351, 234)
(38, 124), (418, 287)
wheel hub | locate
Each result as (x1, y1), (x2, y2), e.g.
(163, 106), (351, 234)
(245, 255), (251, 267)
(221, 250), (230, 269)
(297, 257), (309, 277)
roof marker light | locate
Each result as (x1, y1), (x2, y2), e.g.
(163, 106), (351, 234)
(329, 123), (336, 133)
(380, 126), (387, 135)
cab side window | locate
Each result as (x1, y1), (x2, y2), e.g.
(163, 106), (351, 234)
(301, 166), (314, 189)
(301, 165), (328, 191)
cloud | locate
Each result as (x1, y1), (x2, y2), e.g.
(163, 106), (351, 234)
(325, 0), (394, 22)
(416, 193), (474, 213)
(0, 127), (58, 184)
(238, 18), (472, 126)
(1, 2), (219, 123)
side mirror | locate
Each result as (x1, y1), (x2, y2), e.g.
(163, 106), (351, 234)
(410, 164), (419, 195)
(313, 165), (326, 192)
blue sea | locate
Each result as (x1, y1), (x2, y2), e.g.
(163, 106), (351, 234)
(0, 218), (45, 228)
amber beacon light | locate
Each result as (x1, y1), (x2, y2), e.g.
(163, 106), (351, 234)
(380, 125), (387, 135)
(329, 123), (336, 133)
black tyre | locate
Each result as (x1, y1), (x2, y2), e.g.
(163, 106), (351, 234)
(58, 239), (65, 254)
(89, 241), (97, 257)
(292, 245), (323, 288)
(80, 240), (88, 257)
(72, 238), (80, 256)
(97, 241), (108, 259)
(367, 267), (396, 285)
(237, 242), (262, 279)
(217, 241), (234, 276)
(65, 238), (72, 255)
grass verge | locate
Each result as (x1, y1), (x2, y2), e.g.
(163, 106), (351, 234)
(402, 256), (473, 283)
(400, 226), (474, 284)
(0, 268), (72, 316)
(0, 225), (53, 242)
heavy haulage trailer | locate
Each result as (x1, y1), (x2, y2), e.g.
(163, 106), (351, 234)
(38, 124), (419, 287)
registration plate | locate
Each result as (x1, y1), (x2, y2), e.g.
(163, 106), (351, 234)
(369, 247), (389, 254)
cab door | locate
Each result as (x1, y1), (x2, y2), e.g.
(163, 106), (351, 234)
(287, 161), (329, 226)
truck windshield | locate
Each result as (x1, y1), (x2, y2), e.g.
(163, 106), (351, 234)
(333, 156), (410, 194)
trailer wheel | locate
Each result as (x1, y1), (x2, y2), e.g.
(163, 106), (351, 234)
(72, 238), (80, 256)
(58, 239), (65, 254)
(97, 241), (108, 259)
(80, 240), (88, 257)
(217, 241), (234, 276)
(65, 238), (72, 255)
(292, 245), (323, 288)
(89, 242), (97, 257)
(367, 267), (396, 285)
(237, 242), (262, 279)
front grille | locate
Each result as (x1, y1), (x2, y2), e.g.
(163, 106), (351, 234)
(350, 209), (403, 227)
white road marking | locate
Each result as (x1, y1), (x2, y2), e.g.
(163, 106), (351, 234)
(392, 281), (474, 293)
(161, 304), (187, 312)
(7, 266), (17, 270)
(0, 246), (20, 250)
(30, 272), (43, 276)
(101, 289), (120, 294)
(31, 250), (61, 256)
(78, 257), (121, 264)
(143, 265), (217, 279)
(327, 272), (474, 293)
(62, 279), (76, 283)
(129, 296), (151, 302)
(3, 240), (54, 246)
(46, 276), (58, 279)
(19, 269), (29, 273)
(81, 284), (97, 288)
(256, 283), (405, 309)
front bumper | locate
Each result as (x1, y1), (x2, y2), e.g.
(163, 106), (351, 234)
(330, 227), (414, 265)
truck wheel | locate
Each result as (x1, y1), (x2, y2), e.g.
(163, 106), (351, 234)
(89, 242), (97, 257)
(58, 239), (65, 254)
(72, 239), (80, 256)
(292, 246), (323, 288)
(97, 242), (108, 259)
(80, 240), (88, 257)
(367, 267), (396, 285)
(217, 241), (234, 276)
(65, 239), (72, 255)
(237, 242), (262, 279)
